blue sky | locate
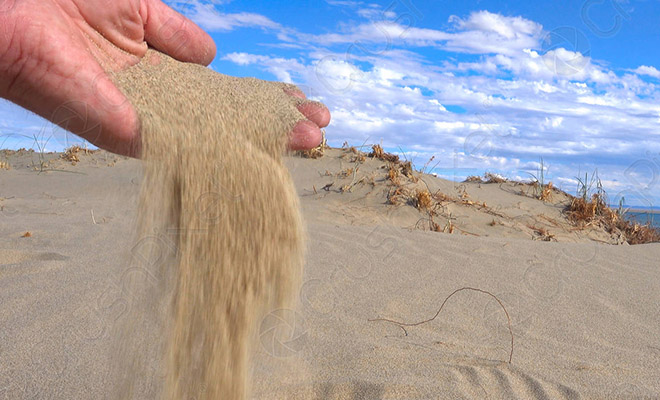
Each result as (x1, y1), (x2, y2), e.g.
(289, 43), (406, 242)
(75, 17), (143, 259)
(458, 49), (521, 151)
(1, 0), (660, 207)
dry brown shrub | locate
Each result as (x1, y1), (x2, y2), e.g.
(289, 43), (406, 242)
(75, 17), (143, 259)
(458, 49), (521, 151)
(368, 144), (399, 163)
(338, 168), (354, 178)
(298, 147), (324, 159)
(363, 173), (376, 186)
(626, 222), (660, 245)
(464, 175), (483, 183)
(297, 132), (326, 159)
(429, 216), (442, 232)
(401, 161), (413, 178)
(387, 187), (409, 205)
(539, 182), (554, 201)
(566, 194), (660, 244)
(387, 164), (400, 185)
(460, 190), (470, 201)
(353, 153), (366, 163)
(61, 145), (97, 165)
(484, 173), (506, 184)
(432, 191), (453, 203)
(414, 189), (432, 211)
(528, 225), (556, 241)
(567, 195), (600, 225)
(370, 144), (384, 158)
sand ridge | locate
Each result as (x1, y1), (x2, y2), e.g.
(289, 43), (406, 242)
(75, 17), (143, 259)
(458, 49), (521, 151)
(108, 49), (306, 399)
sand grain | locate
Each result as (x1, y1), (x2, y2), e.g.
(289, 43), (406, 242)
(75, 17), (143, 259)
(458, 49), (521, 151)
(109, 49), (305, 399)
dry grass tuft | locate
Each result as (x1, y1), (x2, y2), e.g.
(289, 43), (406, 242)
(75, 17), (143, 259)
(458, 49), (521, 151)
(387, 187), (410, 206)
(566, 194), (660, 244)
(528, 225), (556, 241)
(444, 218), (455, 234)
(400, 161), (414, 179)
(464, 175), (483, 183)
(370, 144), (384, 158)
(337, 168), (354, 178)
(0, 148), (31, 156)
(353, 152), (366, 163)
(369, 144), (400, 163)
(539, 182), (554, 202)
(413, 189), (433, 211)
(484, 172), (507, 184)
(432, 191), (452, 203)
(61, 145), (97, 165)
(298, 147), (324, 159)
(0, 161), (10, 170)
(22, 232), (32, 238)
(387, 164), (401, 185)
(464, 173), (506, 184)
(297, 130), (327, 159)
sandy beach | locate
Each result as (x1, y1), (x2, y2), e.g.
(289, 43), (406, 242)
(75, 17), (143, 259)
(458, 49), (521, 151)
(1, 146), (659, 399)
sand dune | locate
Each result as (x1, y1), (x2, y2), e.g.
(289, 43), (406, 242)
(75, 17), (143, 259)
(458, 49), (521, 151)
(1, 147), (659, 399)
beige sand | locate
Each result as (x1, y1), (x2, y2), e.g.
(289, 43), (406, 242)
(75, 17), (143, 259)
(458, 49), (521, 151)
(1, 135), (659, 399)
(106, 49), (307, 399)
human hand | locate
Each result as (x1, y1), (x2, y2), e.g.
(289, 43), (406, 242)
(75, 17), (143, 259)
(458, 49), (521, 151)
(0, 0), (330, 157)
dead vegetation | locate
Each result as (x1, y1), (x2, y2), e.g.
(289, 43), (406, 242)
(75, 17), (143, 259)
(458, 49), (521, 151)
(297, 130), (327, 159)
(0, 161), (10, 170)
(566, 194), (660, 245)
(528, 225), (556, 242)
(297, 144), (660, 245)
(464, 173), (507, 184)
(369, 144), (400, 163)
(0, 148), (33, 156)
(413, 189), (432, 211)
(387, 163), (401, 185)
(61, 145), (98, 165)
(370, 287), (514, 364)
(539, 182), (554, 202)
(562, 171), (659, 244)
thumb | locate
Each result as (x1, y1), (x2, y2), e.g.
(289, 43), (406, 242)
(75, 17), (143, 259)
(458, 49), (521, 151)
(143, 0), (217, 65)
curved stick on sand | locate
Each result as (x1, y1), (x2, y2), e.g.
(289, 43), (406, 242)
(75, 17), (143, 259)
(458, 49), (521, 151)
(369, 287), (514, 364)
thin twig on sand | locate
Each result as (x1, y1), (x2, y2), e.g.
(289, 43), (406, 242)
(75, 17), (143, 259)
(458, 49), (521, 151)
(369, 287), (514, 363)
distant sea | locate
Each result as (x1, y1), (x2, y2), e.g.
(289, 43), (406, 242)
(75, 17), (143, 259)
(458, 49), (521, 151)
(625, 209), (660, 229)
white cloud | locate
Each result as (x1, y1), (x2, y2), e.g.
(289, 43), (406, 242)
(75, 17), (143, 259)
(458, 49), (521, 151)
(541, 116), (564, 129)
(290, 10), (544, 57)
(3, 6), (659, 204)
(166, 0), (280, 32)
(222, 53), (304, 82)
(633, 65), (660, 79)
(226, 39), (660, 202)
(451, 11), (542, 40)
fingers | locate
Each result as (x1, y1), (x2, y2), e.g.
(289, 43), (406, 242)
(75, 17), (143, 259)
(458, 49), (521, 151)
(65, 66), (141, 157)
(282, 87), (330, 150)
(283, 88), (306, 99)
(143, 0), (216, 65)
(296, 101), (331, 128)
(282, 88), (332, 128)
(289, 120), (323, 151)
